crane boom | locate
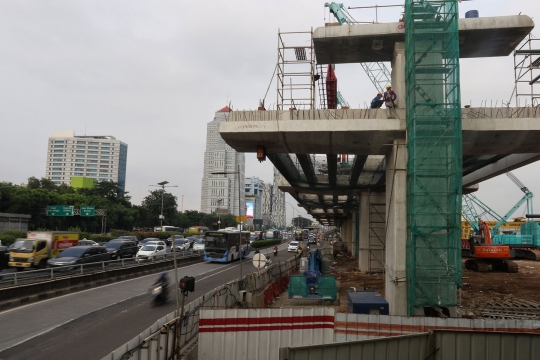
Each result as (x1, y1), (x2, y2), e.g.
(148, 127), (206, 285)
(490, 172), (534, 234)
(325, 2), (392, 93)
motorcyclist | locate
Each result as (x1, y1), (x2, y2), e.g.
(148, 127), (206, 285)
(273, 245), (278, 256)
(154, 271), (169, 296)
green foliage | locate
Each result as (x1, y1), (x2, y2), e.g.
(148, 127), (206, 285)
(250, 239), (281, 249)
(0, 230), (28, 245)
(292, 216), (312, 228)
(1, 176), (251, 235)
(89, 234), (116, 243)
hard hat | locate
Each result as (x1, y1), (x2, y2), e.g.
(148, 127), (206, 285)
(386, 84), (392, 88)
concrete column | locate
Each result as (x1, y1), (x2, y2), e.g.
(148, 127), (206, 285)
(359, 192), (370, 271)
(392, 42), (406, 110)
(359, 191), (386, 273)
(340, 217), (352, 253)
(351, 210), (359, 258)
(385, 139), (408, 316)
(347, 214), (353, 253)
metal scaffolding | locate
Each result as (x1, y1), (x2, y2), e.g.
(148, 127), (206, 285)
(514, 35), (540, 107)
(276, 29), (316, 110)
(405, 0), (463, 316)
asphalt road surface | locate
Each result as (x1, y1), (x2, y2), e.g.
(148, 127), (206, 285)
(0, 243), (292, 360)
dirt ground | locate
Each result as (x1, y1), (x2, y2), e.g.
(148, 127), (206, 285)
(270, 252), (540, 318)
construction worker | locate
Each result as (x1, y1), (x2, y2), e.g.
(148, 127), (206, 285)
(384, 84), (397, 108)
(384, 84), (397, 118)
(370, 92), (384, 109)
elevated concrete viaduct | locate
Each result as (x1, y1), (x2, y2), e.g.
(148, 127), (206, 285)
(220, 14), (536, 315)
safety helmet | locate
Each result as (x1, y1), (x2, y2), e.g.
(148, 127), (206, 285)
(161, 270), (167, 275)
(386, 84), (392, 88)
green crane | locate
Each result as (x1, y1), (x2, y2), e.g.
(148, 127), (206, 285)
(324, 2), (393, 93)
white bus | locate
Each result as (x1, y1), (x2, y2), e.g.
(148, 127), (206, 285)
(154, 226), (181, 232)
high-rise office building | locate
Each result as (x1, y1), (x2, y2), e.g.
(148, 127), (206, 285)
(200, 106), (245, 217)
(45, 130), (128, 192)
(262, 168), (286, 228)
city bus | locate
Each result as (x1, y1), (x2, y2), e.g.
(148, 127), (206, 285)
(154, 225), (181, 232)
(203, 230), (251, 263)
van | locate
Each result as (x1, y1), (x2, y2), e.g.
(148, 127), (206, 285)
(105, 240), (138, 259)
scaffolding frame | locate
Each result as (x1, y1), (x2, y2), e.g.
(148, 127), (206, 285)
(368, 202), (386, 272)
(514, 35), (540, 107)
(276, 29), (316, 110)
(405, 0), (463, 316)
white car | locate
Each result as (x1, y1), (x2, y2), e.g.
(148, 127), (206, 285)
(192, 239), (205, 251)
(288, 241), (299, 253)
(136, 244), (167, 261)
(172, 239), (189, 251)
(146, 240), (167, 247)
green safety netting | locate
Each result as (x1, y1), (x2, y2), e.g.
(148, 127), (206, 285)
(405, 0), (462, 315)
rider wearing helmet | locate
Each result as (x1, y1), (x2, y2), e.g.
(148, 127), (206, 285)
(155, 270), (169, 289)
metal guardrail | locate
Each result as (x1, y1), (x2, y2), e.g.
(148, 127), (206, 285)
(0, 250), (203, 288)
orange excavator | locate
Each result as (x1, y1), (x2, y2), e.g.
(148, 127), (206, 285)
(464, 219), (519, 273)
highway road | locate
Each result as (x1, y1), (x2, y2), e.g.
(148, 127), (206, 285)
(0, 243), (293, 360)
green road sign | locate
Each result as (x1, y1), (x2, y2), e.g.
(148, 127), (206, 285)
(80, 205), (95, 217)
(46, 205), (74, 216)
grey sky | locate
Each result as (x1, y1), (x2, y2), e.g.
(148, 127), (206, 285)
(1, 1), (539, 224)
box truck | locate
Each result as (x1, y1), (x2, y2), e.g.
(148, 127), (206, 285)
(8, 231), (79, 270)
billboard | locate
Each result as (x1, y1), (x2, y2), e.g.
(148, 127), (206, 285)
(246, 201), (254, 218)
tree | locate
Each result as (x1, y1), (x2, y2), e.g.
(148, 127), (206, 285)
(293, 216), (311, 228)
(141, 190), (178, 227)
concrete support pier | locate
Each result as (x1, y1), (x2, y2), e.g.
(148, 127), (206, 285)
(358, 191), (386, 273)
(385, 139), (408, 316)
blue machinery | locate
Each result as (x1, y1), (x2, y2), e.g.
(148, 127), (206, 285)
(288, 249), (337, 301)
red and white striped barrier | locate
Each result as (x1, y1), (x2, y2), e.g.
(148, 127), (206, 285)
(199, 308), (334, 360)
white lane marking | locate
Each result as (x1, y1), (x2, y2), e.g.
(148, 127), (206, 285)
(196, 262), (243, 282)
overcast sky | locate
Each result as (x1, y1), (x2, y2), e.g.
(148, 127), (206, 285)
(1, 1), (539, 224)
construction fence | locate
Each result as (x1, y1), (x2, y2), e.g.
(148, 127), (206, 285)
(198, 312), (540, 360)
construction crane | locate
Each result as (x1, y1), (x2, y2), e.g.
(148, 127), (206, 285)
(489, 172), (540, 260)
(324, 2), (392, 93)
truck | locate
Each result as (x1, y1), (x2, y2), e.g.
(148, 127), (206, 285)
(8, 231), (79, 270)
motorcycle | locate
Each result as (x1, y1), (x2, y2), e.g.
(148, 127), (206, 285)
(150, 283), (169, 306)
(273, 248), (278, 257)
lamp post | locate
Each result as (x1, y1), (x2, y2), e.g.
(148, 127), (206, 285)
(211, 164), (244, 288)
(149, 181), (178, 229)
(149, 180), (179, 316)
(286, 202), (297, 229)
(216, 198), (223, 230)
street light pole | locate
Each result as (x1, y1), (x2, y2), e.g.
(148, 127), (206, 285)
(211, 165), (244, 289)
(149, 181), (178, 229)
(216, 198), (223, 230)
(149, 180), (179, 316)
(286, 201), (298, 228)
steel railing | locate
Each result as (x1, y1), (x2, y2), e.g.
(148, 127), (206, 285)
(0, 250), (203, 287)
